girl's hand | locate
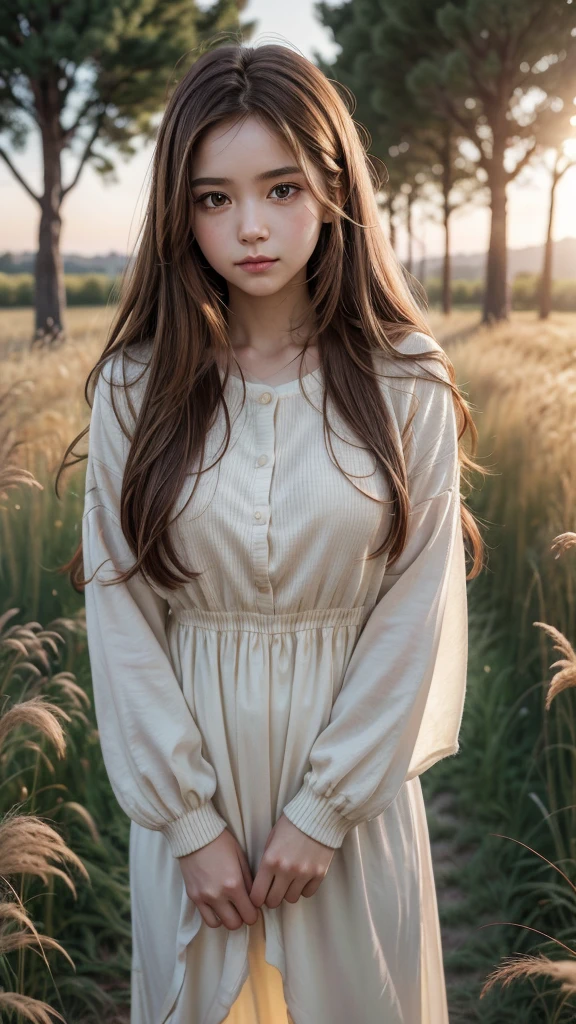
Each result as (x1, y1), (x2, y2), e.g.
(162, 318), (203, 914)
(178, 828), (260, 930)
(250, 813), (335, 909)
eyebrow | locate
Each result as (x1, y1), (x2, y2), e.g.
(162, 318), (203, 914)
(190, 165), (303, 188)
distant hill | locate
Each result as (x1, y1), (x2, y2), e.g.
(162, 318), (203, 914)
(422, 236), (576, 281)
(2, 237), (576, 281)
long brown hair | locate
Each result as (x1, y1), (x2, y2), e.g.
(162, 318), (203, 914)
(58, 41), (488, 594)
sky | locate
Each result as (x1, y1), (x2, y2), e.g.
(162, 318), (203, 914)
(1, 0), (575, 263)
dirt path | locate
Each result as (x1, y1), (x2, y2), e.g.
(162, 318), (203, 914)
(427, 788), (489, 1020)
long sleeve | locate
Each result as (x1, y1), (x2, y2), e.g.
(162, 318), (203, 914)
(82, 358), (228, 857)
(282, 351), (468, 848)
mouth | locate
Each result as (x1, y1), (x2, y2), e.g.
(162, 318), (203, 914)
(236, 258), (279, 273)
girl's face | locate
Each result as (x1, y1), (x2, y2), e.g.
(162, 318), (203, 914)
(190, 115), (333, 297)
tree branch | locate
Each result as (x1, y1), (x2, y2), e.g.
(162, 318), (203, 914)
(0, 145), (40, 203)
(505, 138), (539, 182)
(554, 156), (576, 184)
(61, 110), (106, 198)
(455, 39), (497, 106)
(0, 75), (37, 120)
(62, 94), (104, 144)
(434, 92), (491, 171)
(511, 6), (550, 64)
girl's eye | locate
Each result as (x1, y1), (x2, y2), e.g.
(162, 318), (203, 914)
(269, 183), (301, 202)
(195, 191), (228, 209)
(193, 183), (301, 209)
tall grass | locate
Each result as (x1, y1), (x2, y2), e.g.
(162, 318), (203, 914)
(0, 388), (84, 1023)
(1, 305), (576, 1019)
(0, 350), (132, 1022)
(476, 541), (576, 1017)
(424, 312), (576, 1021)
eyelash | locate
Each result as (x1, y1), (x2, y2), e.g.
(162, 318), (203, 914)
(193, 183), (302, 209)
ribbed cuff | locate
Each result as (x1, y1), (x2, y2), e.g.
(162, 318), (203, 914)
(282, 778), (355, 848)
(160, 800), (228, 857)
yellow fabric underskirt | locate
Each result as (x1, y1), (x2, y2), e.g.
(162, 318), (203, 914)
(224, 909), (295, 1024)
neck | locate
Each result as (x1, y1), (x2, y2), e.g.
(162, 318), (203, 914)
(226, 275), (316, 359)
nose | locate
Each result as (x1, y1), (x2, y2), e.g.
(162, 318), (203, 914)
(238, 201), (269, 244)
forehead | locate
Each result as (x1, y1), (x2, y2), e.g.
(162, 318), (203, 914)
(191, 115), (297, 176)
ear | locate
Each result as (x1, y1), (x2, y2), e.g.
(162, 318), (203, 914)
(322, 186), (344, 224)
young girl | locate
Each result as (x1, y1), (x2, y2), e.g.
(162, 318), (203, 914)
(67, 41), (485, 1024)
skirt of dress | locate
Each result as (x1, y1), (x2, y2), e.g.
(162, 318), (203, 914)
(129, 774), (447, 1024)
(128, 606), (449, 1024)
(222, 774), (447, 1024)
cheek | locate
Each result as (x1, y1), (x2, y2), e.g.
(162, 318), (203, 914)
(193, 215), (224, 254)
(192, 216), (231, 274)
(281, 204), (324, 256)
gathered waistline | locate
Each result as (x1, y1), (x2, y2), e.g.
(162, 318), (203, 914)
(169, 604), (369, 634)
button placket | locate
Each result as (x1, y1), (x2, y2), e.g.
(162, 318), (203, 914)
(251, 390), (276, 611)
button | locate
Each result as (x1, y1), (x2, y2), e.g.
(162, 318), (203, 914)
(254, 510), (262, 519)
(257, 583), (268, 592)
(257, 454), (268, 466)
(259, 392), (272, 404)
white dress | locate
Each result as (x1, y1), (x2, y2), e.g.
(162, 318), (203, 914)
(82, 330), (468, 1024)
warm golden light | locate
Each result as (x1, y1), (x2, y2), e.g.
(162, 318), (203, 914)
(562, 137), (576, 160)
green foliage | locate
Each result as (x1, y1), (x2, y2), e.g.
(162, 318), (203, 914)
(0, 273), (121, 308)
(424, 275), (576, 311)
(0, 463), (134, 1020)
(317, 0), (576, 172)
(5, 273), (576, 311)
(316, 0), (576, 320)
(420, 327), (576, 1022)
(0, 1), (257, 161)
(0, 0), (258, 336)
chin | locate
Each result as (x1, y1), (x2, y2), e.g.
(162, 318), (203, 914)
(234, 276), (289, 294)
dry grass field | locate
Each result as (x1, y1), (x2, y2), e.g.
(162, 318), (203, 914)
(3, 302), (574, 642)
(1, 304), (576, 1020)
(2, 304), (575, 484)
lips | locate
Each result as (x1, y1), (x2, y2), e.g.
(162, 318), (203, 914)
(236, 256), (279, 274)
(237, 257), (278, 265)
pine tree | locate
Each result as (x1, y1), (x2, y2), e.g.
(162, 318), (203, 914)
(315, 0), (576, 323)
(0, 0), (256, 343)
(315, 1), (483, 315)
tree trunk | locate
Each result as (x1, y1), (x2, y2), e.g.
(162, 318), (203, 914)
(443, 201), (451, 316)
(405, 192), (413, 275)
(483, 160), (509, 324)
(33, 119), (66, 345)
(441, 131), (452, 316)
(539, 167), (558, 320)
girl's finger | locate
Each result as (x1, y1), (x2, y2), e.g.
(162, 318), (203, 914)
(210, 898), (243, 931)
(250, 866), (274, 907)
(237, 844), (254, 892)
(196, 902), (222, 928)
(283, 876), (308, 903)
(301, 875), (324, 898)
(264, 872), (290, 909)
(233, 886), (260, 926)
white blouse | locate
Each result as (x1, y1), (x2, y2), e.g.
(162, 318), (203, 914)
(82, 328), (468, 855)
